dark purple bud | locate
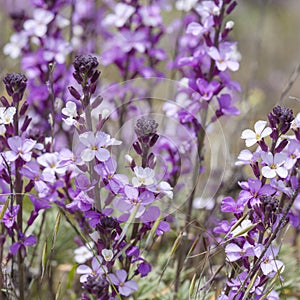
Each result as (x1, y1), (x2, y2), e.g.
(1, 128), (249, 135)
(251, 162), (260, 178)
(133, 141), (142, 155)
(270, 128), (278, 140)
(25, 180), (34, 193)
(21, 116), (32, 132)
(135, 117), (159, 138)
(226, 1), (237, 14)
(275, 139), (288, 153)
(20, 101), (29, 116)
(27, 211), (38, 226)
(280, 123), (290, 134)
(295, 129), (300, 141)
(73, 54), (99, 78)
(68, 86), (81, 100)
(90, 82), (97, 95)
(258, 140), (268, 152)
(149, 133), (159, 147)
(91, 70), (101, 83)
(147, 153), (156, 169)
(3, 73), (27, 100)
(268, 112), (277, 128)
(73, 72), (83, 84)
(0, 96), (10, 106)
(91, 95), (103, 109)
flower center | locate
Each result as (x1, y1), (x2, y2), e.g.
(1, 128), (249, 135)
(270, 164), (276, 169)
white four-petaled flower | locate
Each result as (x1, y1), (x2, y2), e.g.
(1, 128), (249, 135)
(241, 120), (272, 147)
(132, 166), (155, 187)
(62, 101), (78, 126)
(261, 152), (288, 179)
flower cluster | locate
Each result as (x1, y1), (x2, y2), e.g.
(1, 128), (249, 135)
(216, 105), (300, 299)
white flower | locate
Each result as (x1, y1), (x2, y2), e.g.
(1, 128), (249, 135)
(176, 0), (198, 11)
(103, 3), (135, 27)
(291, 112), (300, 130)
(261, 152), (288, 179)
(74, 242), (94, 264)
(132, 166), (155, 187)
(148, 181), (173, 199)
(241, 120), (272, 147)
(230, 220), (254, 237)
(77, 256), (107, 283)
(62, 101), (78, 126)
(3, 32), (28, 59)
(24, 8), (55, 37)
(101, 249), (114, 262)
(0, 107), (16, 125)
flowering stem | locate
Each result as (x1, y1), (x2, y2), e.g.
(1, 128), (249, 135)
(234, 182), (300, 298)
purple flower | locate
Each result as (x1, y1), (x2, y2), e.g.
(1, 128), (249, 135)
(215, 94), (239, 119)
(66, 191), (94, 212)
(5, 136), (36, 162)
(196, 78), (220, 101)
(108, 269), (138, 296)
(1, 205), (19, 228)
(284, 139), (300, 170)
(238, 179), (275, 208)
(138, 262), (152, 277)
(10, 233), (36, 255)
(221, 196), (246, 215)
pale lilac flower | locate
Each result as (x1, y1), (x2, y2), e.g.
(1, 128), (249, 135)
(291, 112), (300, 130)
(186, 19), (214, 37)
(114, 185), (154, 218)
(139, 5), (162, 27)
(261, 152), (288, 179)
(101, 249), (114, 262)
(148, 181), (173, 199)
(241, 120), (272, 147)
(195, 0), (222, 20)
(74, 242), (94, 264)
(5, 136), (36, 162)
(254, 245), (284, 275)
(79, 131), (121, 162)
(176, 0), (198, 11)
(119, 29), (150, 53)
(235, 149), (254, 166)
(225, 241), (255, 262)
(77, 255), (107, 283)
(42, 38), (72, 64)
(66, 191), (94, 212)
(62, 101), (78, 126)
(3, 32), (28, 59)
(284, 139), (300, 169)
(23, 8), (55, 37)
(132, 166), (155, 187)
(208, 43), (240, 72)
(37, 152), (67, 182)
(103, 3), (135, 27)
(108, 270), (138, 296)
